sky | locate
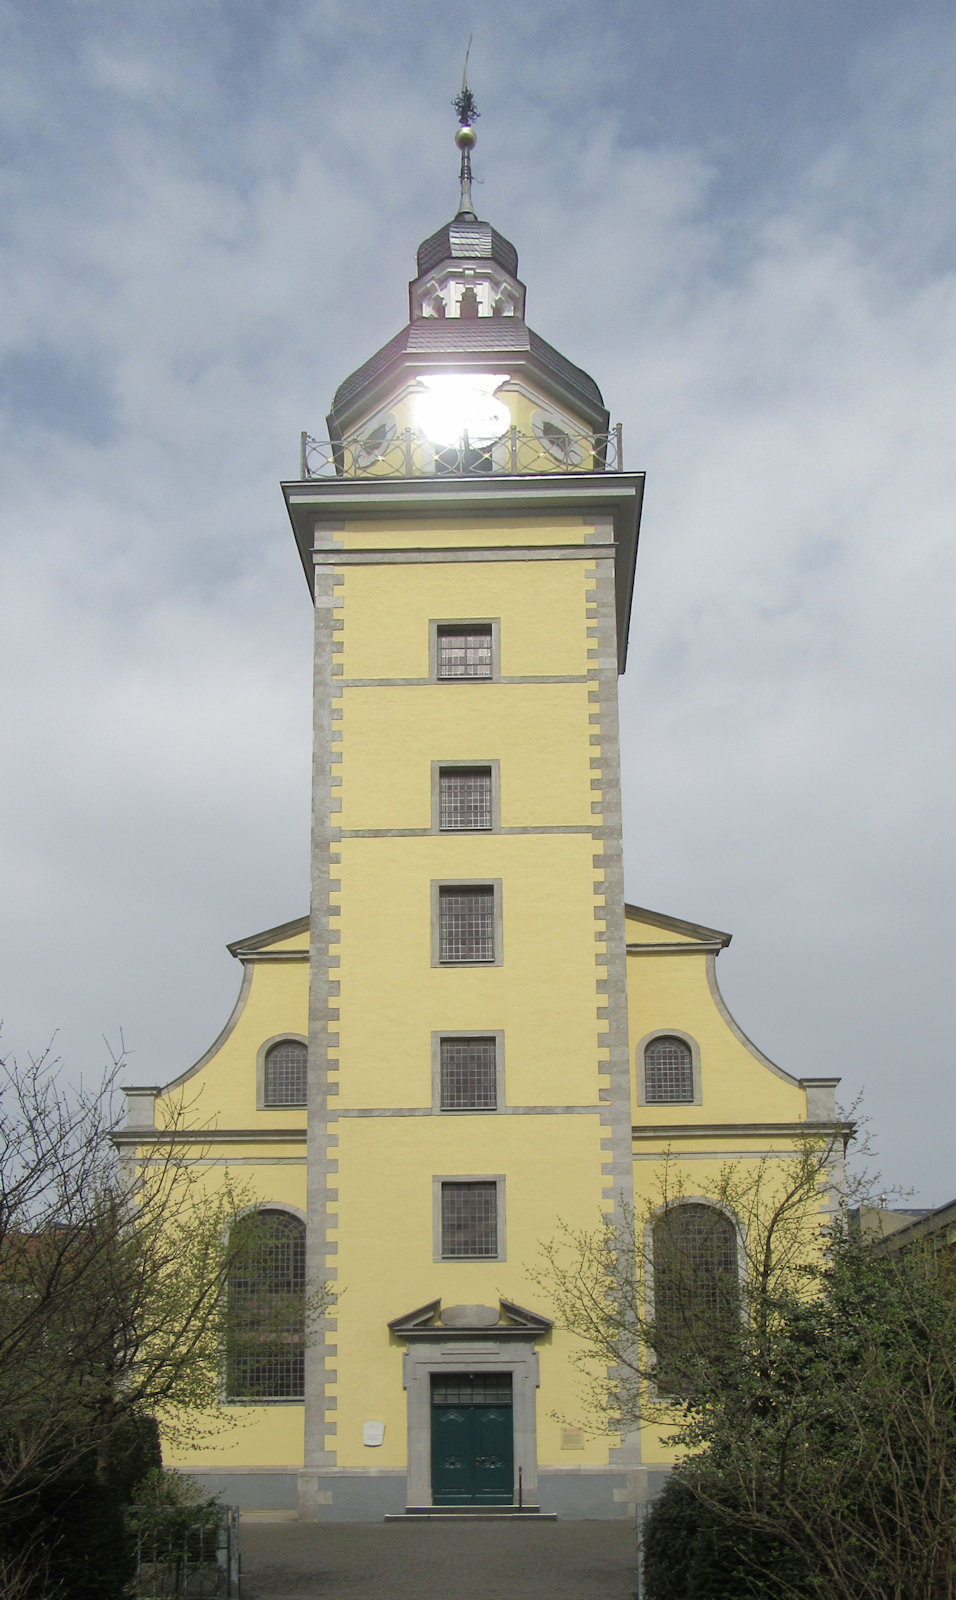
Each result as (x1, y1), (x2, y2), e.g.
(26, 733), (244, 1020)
(1, 1), (955, 1205)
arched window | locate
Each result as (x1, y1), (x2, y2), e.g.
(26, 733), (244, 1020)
(644, 1035), (694, 1104)
(263, 1040), (307, 1107)
(226, 1210), (305, 1400)
(651, 1203), (739, 1391)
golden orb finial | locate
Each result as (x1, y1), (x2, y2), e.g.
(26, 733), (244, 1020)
(452, 41), (479, 220)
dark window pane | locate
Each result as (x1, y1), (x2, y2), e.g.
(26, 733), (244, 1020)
(652, 1203), (739, 1392)
(432, 1373), (512, 1405)
(264, 1040), (307, 1106)
(439, 886), (495, 963)
(644, 1036), (693, 1104)
(437, 627), (493, 679)
(441, 1037), (497, 1110)
(226, 1211), (306, 1400)
(441, 1182), (498, 1257)
(439, 768), (493, 830)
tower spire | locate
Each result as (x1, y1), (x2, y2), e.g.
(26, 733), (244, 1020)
(452, 42), (479, 222)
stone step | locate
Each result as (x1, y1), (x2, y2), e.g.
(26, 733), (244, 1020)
(386, 1506), (556, 1522)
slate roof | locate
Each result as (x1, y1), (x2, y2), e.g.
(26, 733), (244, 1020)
(330, 316), (606, 421)
(416, 218), (519, 278)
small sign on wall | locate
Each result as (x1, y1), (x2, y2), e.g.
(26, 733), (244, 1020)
(362, 1421), (386, 1447)
(560, 1427), (584, 1451)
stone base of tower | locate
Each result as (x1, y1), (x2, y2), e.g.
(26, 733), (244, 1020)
(181, 1464), (673, 1521)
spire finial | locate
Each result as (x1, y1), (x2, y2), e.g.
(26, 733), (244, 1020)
(452, 40), (479, 222)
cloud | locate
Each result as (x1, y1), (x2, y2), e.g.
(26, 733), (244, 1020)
(1, 2), (954, 1200)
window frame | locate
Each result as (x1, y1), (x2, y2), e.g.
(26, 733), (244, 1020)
(432, 1029), (505, 1113)
(257, 1034), (309, 1111)
(433, 1175), (506, 1262)
(636, 1029), (702, 1107)
(429, 618), (501, 683)
(431, 760), (500, 833)
(431, 879), (503, 967)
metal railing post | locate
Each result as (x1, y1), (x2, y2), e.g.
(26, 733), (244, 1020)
(509, 426), (518, 474)
(403, 428), (413, 476)
(614, 421), (623, 471)
(300, 431), (308, 480)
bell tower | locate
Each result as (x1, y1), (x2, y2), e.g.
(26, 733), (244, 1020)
(284, 88), (644, 1520)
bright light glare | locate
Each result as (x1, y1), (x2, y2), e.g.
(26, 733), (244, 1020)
(414, 374), (510, 448)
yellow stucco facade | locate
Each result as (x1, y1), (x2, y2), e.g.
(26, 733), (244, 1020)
(120, 159), (840, 1522)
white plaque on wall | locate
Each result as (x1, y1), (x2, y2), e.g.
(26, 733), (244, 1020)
(362, 1421), (385, 1447)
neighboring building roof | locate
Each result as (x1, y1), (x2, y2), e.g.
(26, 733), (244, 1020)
(869, 1197), (956, 1254)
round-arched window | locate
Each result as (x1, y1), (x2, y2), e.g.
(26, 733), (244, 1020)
(264, 1040), (307, 1107)
(651, 1203), (739, 1391)
(644, 1036), (694, 1103)
(226, 1210), (306, 1401)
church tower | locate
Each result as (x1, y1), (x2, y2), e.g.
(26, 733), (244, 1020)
(121, 86), (836, 1526)
(283, 89), (644, 1519)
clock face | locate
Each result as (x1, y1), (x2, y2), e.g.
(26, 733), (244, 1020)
(415, 374), (510, 448)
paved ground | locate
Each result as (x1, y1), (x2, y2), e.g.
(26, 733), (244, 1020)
(240, 1520), (638, 1600)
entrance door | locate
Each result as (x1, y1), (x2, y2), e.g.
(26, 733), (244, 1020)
(430, 1373), (514, 1505)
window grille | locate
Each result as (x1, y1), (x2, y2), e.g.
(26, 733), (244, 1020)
(226, 1211), (306, 1400)
(264, 1040), (307, 1106)
(440, 1037), (497, 1110)
(439, 886), (495, 963)
(437, 626), (493, 679)
(652, 1203), (739, 1390)
(441, 1181), (498, 1257)
(431, 1374), (512, 1406)
(644, 1036), (694, 1103)
(439, 767), (493, 831)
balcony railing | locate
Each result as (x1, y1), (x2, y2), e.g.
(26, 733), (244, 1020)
(299, 424), (623, 480)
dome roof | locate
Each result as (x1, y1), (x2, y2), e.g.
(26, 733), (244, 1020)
(329, 314), (606, 427)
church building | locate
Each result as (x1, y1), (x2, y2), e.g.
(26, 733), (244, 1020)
(119, 95), (840, 1522)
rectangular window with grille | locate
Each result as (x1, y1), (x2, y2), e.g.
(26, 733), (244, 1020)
(440, 1181), (499, 1258)
(439, 767), (493, 831)
(437, 885), (496, 963)
(431, 1374), (512, 1406)
(440, 1037), (497, 1110)
(436, 625), (493, 680)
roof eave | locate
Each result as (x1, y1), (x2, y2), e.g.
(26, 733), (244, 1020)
(282, 471), (644, 673)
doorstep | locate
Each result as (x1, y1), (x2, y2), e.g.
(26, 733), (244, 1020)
(385, 1505), (557, 1522)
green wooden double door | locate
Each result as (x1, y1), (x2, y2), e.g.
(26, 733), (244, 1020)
(430, 1373), (514, 1505)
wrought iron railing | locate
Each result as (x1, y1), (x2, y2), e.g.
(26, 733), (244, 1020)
(127, 1503), (240, 1597)
(299, 423), (623, 480)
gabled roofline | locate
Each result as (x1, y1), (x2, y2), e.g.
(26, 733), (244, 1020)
(227, 914), (309, 958)
(624, 903), (732, 947)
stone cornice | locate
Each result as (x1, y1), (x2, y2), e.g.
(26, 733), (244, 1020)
(632, 1120), (853, 1142)
(112, 1126), (307, 1147)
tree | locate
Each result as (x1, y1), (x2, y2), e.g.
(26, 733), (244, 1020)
(645, 1227), (956, 1600)
(535, 1134), (845, 1430)
(536, 1130), (956, 1600)
(0, 1044), (326, 1596)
